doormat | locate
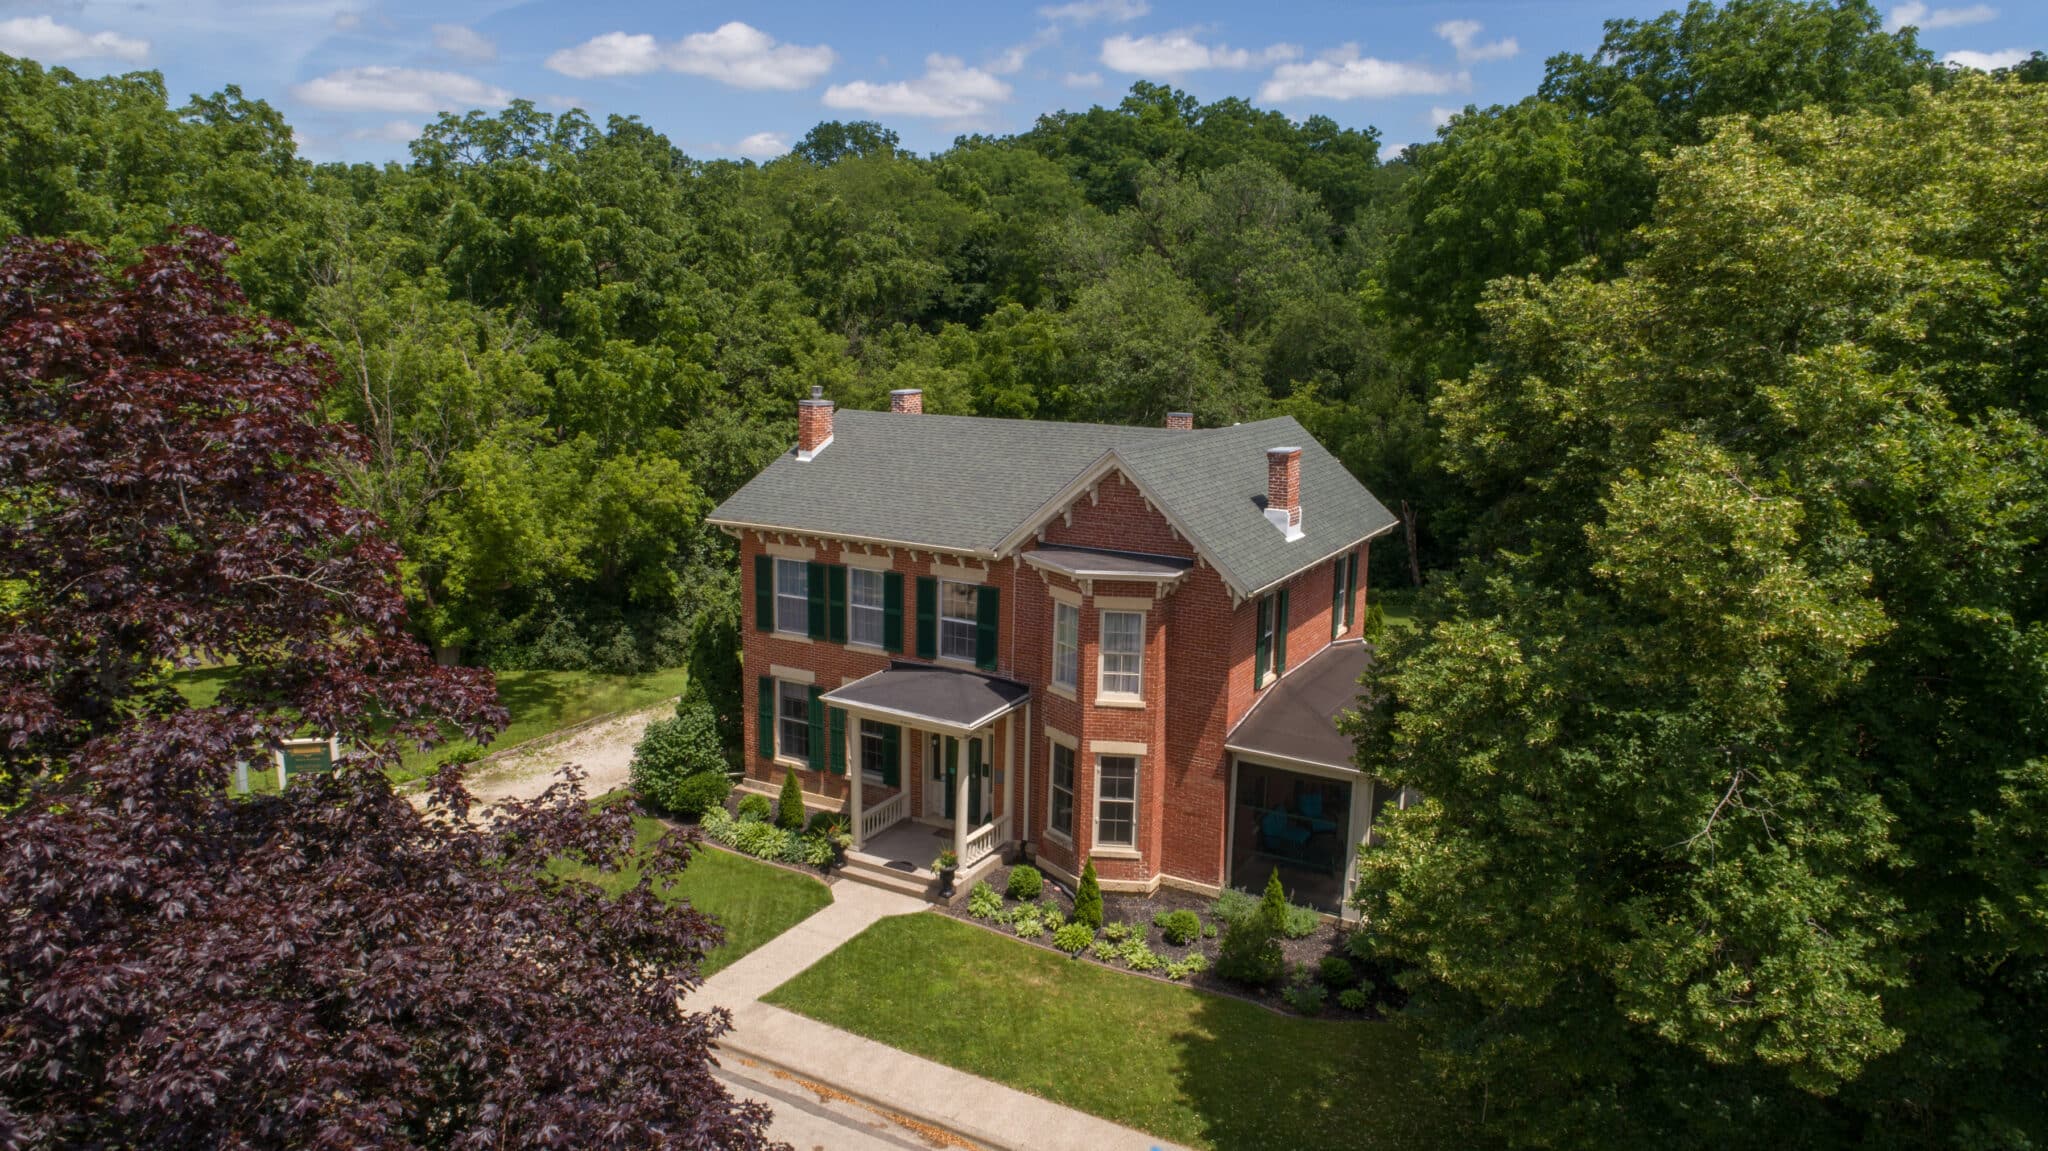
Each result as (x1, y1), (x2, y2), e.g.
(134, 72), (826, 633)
(884, 860), (916, 873)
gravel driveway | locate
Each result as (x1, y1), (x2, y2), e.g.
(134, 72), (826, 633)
(450, 697), (677, 809)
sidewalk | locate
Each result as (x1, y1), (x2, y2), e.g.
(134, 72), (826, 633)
(699, 886), (1189, 1151)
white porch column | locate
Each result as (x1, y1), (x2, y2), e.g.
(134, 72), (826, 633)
(953, 733), (970, 867)
(848, 712), (864, 850)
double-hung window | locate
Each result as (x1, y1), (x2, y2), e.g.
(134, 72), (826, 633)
(848, 568), (886, 647)
(1095, 755), (1137, 848)
(859, 718), (889, 783)
(1049, 742), (1075, 838)
(774, 558), (809, 634)
(1052, 602), (1079, 692)
(940, 580), (979, 661)
(1098, 610), (1143, 699)
(776, 680), (810, 761)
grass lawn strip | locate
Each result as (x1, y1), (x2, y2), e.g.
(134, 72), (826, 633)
(553, 816), (833, 977)
(762, 912), (1455, 1151)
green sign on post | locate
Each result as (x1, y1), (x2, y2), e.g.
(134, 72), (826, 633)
(275, 737), (339, 789)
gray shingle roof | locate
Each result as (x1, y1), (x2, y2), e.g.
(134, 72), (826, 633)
(1226, 641), (1372, 772)
(822, 661), (1031, 733)
(707, 409), (1396, 598)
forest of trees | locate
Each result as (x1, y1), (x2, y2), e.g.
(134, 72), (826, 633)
(3, 0), (2045, 1146)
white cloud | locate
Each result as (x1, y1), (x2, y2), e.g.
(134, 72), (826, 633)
(1100, 31), (1299, 74)
(1943, 47), (2028, 68)
(432, 23), (496, 62)
(989, 28), (1057, 75)
(736, 131), (788, 157)
(1038, 0), (1148, 25)
(1434, 19), (1517, 63)
(292, 66), (510, 113)
(349, 119), (421, 142)
(1064, 70), (1103, 87)
(0, 15), (147, 62)
(545, 22), (833, 89)
(1888, 2), (1999, 30)
(1430, 105), (1460, 129)
(1259, 46), (1466, 101)
(823, 53), (1011, 118)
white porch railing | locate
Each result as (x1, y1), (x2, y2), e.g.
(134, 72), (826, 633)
(860, 790), (908, 843)
(964, 815), (1009, 866)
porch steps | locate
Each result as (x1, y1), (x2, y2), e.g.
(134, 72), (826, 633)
(839, 855), (938, 900)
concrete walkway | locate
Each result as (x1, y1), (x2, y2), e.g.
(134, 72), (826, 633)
(700, 886), (1189, 1151)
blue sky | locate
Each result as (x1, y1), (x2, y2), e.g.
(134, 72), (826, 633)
(1, 0), (2039, 163)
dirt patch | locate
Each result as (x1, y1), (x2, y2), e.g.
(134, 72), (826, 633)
(443, 698), (676, 810)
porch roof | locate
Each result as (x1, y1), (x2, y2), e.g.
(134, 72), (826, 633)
(822, 661), (1030, 735)
(1020, 545), (1193, 582)
(1225, 641), (1372, 774)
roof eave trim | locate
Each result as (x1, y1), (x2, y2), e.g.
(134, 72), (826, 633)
(1239, 520), (1400, 602)
(1019, 551), (1190, 583)
(1223, 743), (1362, 778)
(993, 450), (1250, 595)
(818, 690), (1027, 737)
(705, 515), (1000, 559)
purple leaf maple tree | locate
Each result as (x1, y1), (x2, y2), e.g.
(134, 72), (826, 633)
(0, 232), (782, 1150)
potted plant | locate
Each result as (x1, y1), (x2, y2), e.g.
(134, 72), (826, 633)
(932, 849), (959, 897)
(822, 816), (852, 867)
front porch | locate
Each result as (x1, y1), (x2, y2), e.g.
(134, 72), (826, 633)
(824, 661), (1029, 899)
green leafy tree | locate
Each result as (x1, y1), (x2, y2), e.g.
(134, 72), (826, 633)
(1351, 78), (2048, 1148)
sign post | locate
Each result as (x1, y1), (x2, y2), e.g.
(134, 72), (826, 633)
(274, 736), (340, 790)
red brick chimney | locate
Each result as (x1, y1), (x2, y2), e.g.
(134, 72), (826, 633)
(797, 386), (834, 461)
(1165, 411), (1193, 430)
(1265, 446), (1303, 540)
(890, 388), (923, 414)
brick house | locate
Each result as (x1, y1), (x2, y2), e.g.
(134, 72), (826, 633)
(707, 387), (1403, 912)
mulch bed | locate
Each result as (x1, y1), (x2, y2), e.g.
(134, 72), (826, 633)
(931, 860), (1398, 1019)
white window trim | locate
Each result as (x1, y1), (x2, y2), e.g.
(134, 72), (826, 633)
(1047, 739), (1077, 845)
(859, 718), (891, 786)
(1095, 608), (1145, 704)
(848, 567), (887, 651)
(1093, 753), (1139, 852)
(1051, 601), (1080, 694)
(774, 557), (810, 637)
(774, 678), (811, 769)
(938, 578), (979, 664)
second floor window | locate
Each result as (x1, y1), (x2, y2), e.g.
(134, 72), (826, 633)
(940, 580), (978, 661)
(1050, 742), (1074, 838)
(849, 568), (885, 647)
(1052, 602), (1079, 690)
(1099, 610), (1143, 698)
(775, 558), (809, 634)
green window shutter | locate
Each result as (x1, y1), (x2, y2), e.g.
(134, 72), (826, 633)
(806, 686), (825, 771)
(1275, 588), (1290, 677)
(1345, 553), (1359, 630)
(827, 564), (849, 645)
(807, 561), (828, 639)
(1255, 597), (1271, 684)
(756, 676), (775, 757)
(880, 724), (900, 786)
(828, 707), (847, 775)
(1331, 558), (1345, 641)
(975, 585), (1000, 671)
(915, 576), (938, 660)
(883, 571), (905, 653)
(754, 556), (774, 632)
(968, 739), (984, 825)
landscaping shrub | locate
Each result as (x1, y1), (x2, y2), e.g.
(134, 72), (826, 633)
(1216, 902), (1284, 987)
(736, 794), (772, 823)
(1103, 921), (1131, 943)
(1053, 922), (1095, 955)
(1154, 909), (1201, 946)
(1283, 973), (1329, 1015)
(1338, 987), (1371, 1012)
(967, 881), (1004, 920)
(1319, 956), (1356, 988)
(1040, 904), (1066, 931)
(666, 770), (732, 819)
(805, 811), (840, 836)
(1012, 912), (1046, 940)
(1202, 920), (1217, 939)
(1164, 953), (1209, 981)
(1005, 864), (1043, 901)
(628, 695), (727, 811)
(1118, 938), (1162, 972)
(1280, 901), (1322, 939)
(1090, 936), (1119, 961)
(1073, 859), (1103, 929)
(776, 771), (806, 831)
(1260, 870), (1290, 932)
(1211, 887), (1260, 928)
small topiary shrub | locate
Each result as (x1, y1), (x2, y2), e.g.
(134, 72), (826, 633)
(1155, 909), (1201, 946)
(1052, 922), (1095, 955)
(1338, 987), (1371, 1012)
(736, 793), (772, 823)
(1005, 864), (1043, 901)
(775, 771), (806, 831)
(1283, 975), (1329, 1015)
(967, 881), (1004, 920)
(668, 770), (732, 819)
(1319, 956), (1356, 988)
(1073, 859), (1103, 929)
(1260, 870), (1290, 933)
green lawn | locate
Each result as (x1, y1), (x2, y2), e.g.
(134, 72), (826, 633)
(172, 665), (689, 786)
(554, 816), (832, 977)
(763, 913), (1458, 1151)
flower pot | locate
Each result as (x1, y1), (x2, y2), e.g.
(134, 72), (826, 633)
(937, 866), (957, 898)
